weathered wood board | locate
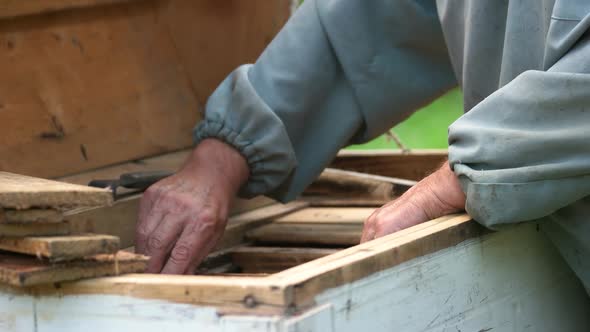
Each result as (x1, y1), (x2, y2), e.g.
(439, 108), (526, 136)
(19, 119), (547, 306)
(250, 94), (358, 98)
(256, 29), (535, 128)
(0, 221), (71, 237)
(303, 197), (390, 207)
(215, 201), (309, 251)
(283, 223), (590, 332)
(0, 234), (119, 262)
(0, 0), (290, 178)
(0, 172), (112, 209)
(156, 0), (291, 106)
(0, 208), (63, 223)
(247, 223), (363, 247)
(246, 207), (376, 246)
(330, 150), (447, 181)
(231, 247), (338, 274)
(0, 251), (148, 287)
(274, 207), (375, 224)
(305, 168), (415, 199)
(272, 215), (482, 309)
(0, 1), (199, 178)
(2, 217), (586, 332)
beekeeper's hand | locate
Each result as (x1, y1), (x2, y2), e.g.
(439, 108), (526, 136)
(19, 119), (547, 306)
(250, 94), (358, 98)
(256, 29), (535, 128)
(361, 162), (465, 242)
(136, 139), (249, 274)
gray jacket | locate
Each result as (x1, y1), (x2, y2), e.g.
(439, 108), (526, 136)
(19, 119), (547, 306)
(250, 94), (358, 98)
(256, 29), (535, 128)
(194, 0), (590, 291)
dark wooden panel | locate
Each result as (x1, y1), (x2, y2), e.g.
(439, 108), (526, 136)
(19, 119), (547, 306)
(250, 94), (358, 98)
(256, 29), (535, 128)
(331, 150), (448, 181)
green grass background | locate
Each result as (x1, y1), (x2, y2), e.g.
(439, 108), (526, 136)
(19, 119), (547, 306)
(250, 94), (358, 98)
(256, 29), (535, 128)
(347, 88), (463, 150)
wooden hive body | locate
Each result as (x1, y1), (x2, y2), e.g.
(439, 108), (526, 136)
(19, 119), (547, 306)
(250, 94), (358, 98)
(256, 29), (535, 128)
(1, 2), (588, 331)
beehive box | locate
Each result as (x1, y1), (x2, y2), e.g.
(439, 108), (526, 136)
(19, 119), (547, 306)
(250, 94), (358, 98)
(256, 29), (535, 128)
(1, 2), (588, 331)
(1, 150), (588, 331)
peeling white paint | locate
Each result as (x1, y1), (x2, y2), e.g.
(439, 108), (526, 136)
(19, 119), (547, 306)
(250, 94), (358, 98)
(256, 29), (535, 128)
(311, 223), (590, 332)
(1, 223), (588, 332)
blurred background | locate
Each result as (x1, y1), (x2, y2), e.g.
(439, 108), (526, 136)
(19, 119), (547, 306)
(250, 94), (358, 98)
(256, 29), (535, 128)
(348, 88), (463, 150)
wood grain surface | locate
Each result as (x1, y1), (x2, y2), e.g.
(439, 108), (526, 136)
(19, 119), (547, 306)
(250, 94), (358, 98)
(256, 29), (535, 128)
(0, 172), (112, 209)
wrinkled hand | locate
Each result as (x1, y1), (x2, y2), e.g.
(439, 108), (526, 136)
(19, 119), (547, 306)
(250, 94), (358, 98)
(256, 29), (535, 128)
(136, 139), (249, 274)
(361, 162), (466, 242)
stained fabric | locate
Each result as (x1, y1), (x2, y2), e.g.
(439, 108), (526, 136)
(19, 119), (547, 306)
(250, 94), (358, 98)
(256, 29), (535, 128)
(443, 0), (590, 291)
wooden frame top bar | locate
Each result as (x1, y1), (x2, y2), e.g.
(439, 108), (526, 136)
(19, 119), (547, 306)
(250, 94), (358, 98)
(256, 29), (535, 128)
(0, 149), (475, 315)
(10, 214), (482, 315)
(332, 149), (448, 181)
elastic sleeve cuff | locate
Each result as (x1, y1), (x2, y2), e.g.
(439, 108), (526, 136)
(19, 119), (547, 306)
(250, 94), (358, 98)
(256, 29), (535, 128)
(455, 171), (590, 229)
(193, 65), (297, 199)
(192, 121), (260, 197)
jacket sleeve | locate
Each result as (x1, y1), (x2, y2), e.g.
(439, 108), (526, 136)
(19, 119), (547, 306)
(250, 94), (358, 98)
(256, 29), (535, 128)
(448, 17), (590, 228)
(194, 0), (456, 201)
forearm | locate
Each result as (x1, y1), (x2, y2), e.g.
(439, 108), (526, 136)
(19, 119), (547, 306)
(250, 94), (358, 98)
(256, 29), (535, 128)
(362, 162), (465, 242)
(182, 139), (249, 198)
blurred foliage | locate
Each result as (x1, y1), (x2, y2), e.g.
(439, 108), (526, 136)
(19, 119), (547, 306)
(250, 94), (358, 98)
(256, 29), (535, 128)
(347, 88), (463, 150)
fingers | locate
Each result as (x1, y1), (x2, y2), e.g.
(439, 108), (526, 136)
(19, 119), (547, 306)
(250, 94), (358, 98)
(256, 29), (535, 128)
(136, 186), (165, 254)
(361, 197), (429, 242)
(136, 210), (166, 254)
(144, 213), (186, 273)
(360, 225), (376, 243)
(133, 165), (233, 275)
(161, 215), (222, 274)
(361, 207), (383, 242)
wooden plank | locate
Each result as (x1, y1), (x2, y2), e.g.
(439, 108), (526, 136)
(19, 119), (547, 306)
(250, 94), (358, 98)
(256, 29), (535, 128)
(11, 214), (485, 315)
(196, 246), (239, 275)
(2, 221), (587, 331)
(65, 196), (139, 248)
(0, 172), (112, 209)
(305, 168), (415, 199)
(1, 1), (289, 179)
(198, 201), (312, 273)
(0, 2), (199, 178)
(210, 273), (271, 277)
(0, 234), (119, 262)
(271, 214), (485, 309)
(330, 150), (448, 181)
(0, 0), (140, 19)
(274, 207), (376, 225)
(33, 274), (290, 315)
(58, 150), (190, 185)
(0, 222), (71, 237)
(216, 201), (310, 250)
(303, 197), (389, 207)
(0, 208), (63, 224)
(231, 197), (277, 217)
(271, 215), (465, 279)
(247, 207), (374, 246)
(158, 0), (291, 105)
(231, 247), (338, 274)
(292, 223), (590, 332)
(0, 251), (148, 287)
(247, 223), (363, 247)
